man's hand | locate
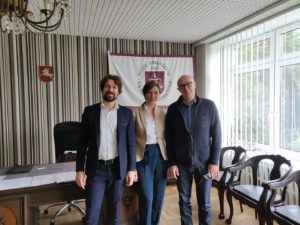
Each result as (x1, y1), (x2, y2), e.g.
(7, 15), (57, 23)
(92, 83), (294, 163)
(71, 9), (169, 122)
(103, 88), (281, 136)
(167, 165), (180, 180)
(125, 170), (137, 187)
(76, 171), (86, 189)
(208, 164), (219, 180)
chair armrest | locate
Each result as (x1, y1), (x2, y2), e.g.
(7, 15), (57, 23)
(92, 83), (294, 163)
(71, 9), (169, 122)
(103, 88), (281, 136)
(225, 155), (247, 171)
(227, 157), (251, 173)
(227, 160), (252, 186)
(263, 166), (294, 190)
(261, 166), (294, 207)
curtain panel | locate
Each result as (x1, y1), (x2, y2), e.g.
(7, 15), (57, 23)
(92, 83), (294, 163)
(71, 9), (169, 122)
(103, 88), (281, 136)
(0, 33), (192, 167)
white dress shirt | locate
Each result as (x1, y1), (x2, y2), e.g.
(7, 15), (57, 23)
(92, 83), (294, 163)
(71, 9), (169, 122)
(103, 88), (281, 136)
(98, 103), (119, 160)
(145, 106), (157, 144)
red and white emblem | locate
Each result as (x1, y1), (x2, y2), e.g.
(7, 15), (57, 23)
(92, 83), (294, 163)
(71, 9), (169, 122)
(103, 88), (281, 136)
(145, 71), (165, 92)
(39, 66), (54, 82)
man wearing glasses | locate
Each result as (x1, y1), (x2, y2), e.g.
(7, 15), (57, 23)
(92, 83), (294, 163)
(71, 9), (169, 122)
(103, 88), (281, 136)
(166, 75), (221, 225)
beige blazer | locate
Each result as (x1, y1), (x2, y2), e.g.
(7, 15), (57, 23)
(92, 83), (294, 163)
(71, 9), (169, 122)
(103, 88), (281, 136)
(134, 104), (167, 162)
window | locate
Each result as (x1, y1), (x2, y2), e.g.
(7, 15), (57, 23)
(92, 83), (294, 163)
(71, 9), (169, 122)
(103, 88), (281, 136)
(280, 28), (300, 54)
(207, 8), (300, 156)
(278, 27), (300, 152)
(232, 69), (270, 146)
(280, 63), (300, 151)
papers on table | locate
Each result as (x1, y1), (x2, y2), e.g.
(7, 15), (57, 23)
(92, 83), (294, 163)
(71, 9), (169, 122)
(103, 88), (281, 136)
(0, 162), (76, 191)
(0, 176), (33, 190)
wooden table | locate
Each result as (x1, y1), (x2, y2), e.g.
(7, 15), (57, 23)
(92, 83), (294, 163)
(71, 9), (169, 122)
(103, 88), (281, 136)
(0, 162), (138, 225)
(0, 162), (85, 225)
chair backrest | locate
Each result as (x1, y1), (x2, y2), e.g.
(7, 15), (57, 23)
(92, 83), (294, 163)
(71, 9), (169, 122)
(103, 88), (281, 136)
(54, 121), (81, 161)
(243, 154), (292, 186)
(219, 146), (246, 171)
(266, 169), (300, 225)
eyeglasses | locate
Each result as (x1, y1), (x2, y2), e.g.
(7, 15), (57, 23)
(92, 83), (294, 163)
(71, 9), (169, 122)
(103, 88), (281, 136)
(178, 82), (193, 90)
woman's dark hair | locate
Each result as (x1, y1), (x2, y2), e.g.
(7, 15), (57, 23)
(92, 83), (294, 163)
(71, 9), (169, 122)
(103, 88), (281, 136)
(100, 75), (122, 94)
(142, 80), (161, 96)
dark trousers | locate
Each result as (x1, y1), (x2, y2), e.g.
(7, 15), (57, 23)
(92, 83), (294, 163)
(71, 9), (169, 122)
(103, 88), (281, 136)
(136, 144), (168, 225)
(85, 161), (124, 225)
(177, 165), (212, 225)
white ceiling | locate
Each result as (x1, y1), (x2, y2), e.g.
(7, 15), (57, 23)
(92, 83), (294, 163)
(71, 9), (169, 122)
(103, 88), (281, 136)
(42, 0), (300, 43)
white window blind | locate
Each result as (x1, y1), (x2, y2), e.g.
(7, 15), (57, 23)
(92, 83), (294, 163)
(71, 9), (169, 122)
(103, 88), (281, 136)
(206, 7), (300, 156)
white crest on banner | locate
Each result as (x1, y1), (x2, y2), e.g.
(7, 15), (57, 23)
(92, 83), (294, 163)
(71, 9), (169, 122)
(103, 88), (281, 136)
(108, 52), (195, 106)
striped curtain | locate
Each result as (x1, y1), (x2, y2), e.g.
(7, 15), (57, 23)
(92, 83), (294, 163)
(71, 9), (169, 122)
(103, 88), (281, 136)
(0, 32), (192, 167)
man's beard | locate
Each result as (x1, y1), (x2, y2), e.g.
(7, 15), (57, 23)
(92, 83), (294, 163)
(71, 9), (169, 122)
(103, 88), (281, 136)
(103, 92), (117, 102)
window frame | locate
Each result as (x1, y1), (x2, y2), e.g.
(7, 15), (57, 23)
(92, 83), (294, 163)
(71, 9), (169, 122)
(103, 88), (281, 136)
(274, 21), (300, 155)
(221, 21), (300, 158)
(229, 32), (274, 150)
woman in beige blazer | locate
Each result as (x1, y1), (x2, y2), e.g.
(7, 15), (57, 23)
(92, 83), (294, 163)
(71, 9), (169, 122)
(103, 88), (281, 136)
(135, 80), (168, 225)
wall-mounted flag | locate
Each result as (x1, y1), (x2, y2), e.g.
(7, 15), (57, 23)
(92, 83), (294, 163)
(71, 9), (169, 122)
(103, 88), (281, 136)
(39, 66), (54, 82)
(108, 52), (195, 107)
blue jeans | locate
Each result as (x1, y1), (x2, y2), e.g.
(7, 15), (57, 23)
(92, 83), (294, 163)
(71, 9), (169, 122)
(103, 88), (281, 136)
(136, 144), (168, 225)
(85, 162), (124, 225)
(177, 165), (212, 225)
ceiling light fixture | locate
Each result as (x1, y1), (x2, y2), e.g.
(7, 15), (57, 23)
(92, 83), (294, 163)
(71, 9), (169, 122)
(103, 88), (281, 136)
(0, 0), (71, 34)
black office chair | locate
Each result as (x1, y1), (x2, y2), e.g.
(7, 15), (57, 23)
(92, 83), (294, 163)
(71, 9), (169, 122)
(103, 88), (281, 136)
(43, 121), (86, 225)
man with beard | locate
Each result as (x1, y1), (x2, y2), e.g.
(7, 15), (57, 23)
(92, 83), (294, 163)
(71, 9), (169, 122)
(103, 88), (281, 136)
(76, 75), (136, 225)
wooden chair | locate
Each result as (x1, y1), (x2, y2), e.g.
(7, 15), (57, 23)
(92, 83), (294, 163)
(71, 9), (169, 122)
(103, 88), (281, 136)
(212, 146), (246, 219)
(225, 154), (292, 225)
(264, 169), (300, 225)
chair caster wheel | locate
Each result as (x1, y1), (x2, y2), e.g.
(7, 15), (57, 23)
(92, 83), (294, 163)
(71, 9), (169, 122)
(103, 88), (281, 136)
(44, 209), (49, 215)
(50, 222), (55, 225)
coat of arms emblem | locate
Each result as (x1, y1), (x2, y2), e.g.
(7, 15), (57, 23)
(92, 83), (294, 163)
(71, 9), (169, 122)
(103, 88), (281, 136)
(39, 66), (54, 82)
(145, 71), (165, 92)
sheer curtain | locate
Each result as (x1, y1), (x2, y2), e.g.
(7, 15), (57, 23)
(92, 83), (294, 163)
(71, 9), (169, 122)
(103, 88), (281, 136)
(206, 7), (300, 157)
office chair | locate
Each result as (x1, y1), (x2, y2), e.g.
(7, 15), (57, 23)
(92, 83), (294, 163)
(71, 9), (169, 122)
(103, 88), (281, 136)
(43, 121), (86, 225)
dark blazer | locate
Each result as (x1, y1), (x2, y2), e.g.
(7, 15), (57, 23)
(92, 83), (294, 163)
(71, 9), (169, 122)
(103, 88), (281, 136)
(76, 103), (136, 179)
(166, 96), (221, 170)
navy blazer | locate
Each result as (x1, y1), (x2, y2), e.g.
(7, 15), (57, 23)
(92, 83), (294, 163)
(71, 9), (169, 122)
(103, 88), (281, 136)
(76, 103), (136, 179)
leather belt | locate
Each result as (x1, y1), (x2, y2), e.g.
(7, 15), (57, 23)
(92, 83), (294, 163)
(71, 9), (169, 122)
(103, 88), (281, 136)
(98, 158), (117, 165)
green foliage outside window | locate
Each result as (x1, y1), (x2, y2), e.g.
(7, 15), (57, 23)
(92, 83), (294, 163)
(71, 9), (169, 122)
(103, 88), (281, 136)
(280, 64), (300, 151)
(233, 69), (270, 147)
(236, 39), (270, 64)
(229, 26), (300, 153)
(281, 29), (300, 54)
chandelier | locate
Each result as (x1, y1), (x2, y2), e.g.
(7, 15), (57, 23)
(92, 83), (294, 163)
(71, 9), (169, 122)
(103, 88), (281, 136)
(0, 0), (71, 34)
